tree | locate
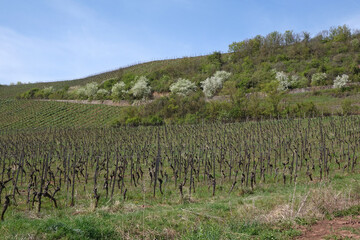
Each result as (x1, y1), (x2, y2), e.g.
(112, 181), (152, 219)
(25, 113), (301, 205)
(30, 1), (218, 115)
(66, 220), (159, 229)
(311, 73), (327, 86)
(207, 51), (223, 68)
(96, 89), (109, 100)
(169, 78), (197, 96)
(201, 71), (231, 98)
(42, 86), (55, 97)
(111, 82), (127, 100)
(275, 71), (301, 91)
(284, 30), (295, 45)
(329, 25), (351, 42)
(275, 71), (289, 91)
(84, 82), (98, 99)
(333, 74), (349, 89)
(302, 31), (310, 43)
(130, 76), (151, 99)
(265, 31), (283, 53)
(75, 82), (98, 99)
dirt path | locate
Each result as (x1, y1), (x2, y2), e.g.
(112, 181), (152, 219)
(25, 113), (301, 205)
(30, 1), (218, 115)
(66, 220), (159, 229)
(39, 99), (135, 106)
(297, 215), (360, 239)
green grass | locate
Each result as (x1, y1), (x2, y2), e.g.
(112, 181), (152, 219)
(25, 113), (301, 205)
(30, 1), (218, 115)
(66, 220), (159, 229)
(284, 90), (360, 114)
(1, 173), (358, 239)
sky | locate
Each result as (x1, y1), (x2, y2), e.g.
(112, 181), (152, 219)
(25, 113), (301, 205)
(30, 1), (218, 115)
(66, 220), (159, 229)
(1, 0), (360, 85)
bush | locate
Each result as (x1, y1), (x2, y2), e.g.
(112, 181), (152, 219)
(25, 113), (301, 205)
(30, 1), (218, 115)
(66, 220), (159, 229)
(111, 82), (127, 100)
(17, 88), (40, 99)
(75, 82), (98, 99)
(42, 86), (55, 97)
(32, 86), (55, 99)
(125, 117), (141, 126)
(142, 115), (164, 126)
(130, 76), (151, 99)
(84, 82), (99, 99)
(351, 39), (360, 49)
(96, 89), (109, 100)
(285, 102), (319, 117)
(100, 78), (118, 91)
(276, 71), (304, 90)
(333, 74), (349, 89)
(169, 78), (197, 96)
(275, 71), (289, 91)
(341, 99), (358, 115)
(207, 51), (223, 69)
(311, 73), (327, 86)
(201, 71), (231, 98)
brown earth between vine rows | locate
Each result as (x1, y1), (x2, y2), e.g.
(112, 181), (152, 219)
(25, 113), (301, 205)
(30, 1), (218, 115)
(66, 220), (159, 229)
(297, 215), (360, 239)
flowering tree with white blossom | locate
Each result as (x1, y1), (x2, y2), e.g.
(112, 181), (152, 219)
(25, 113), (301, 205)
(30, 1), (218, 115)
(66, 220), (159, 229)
(201, 71), (231, 98)
(169, 78), (197, 96)
(130, 76), (151, 99)
(333, 74), (349, 89)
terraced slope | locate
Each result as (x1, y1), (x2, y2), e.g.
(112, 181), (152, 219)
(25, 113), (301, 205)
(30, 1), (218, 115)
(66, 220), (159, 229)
(0, 99), (123, 130)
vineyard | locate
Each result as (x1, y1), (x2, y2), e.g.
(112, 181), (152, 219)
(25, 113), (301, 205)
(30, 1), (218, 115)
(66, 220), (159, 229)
(0, 99), (123, 130)
(0, 116), (359, 239)
(1, 25), (360, 238)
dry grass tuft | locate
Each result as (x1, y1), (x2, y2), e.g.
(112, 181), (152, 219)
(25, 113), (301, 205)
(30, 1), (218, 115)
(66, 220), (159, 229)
(262, 183), (360, 223)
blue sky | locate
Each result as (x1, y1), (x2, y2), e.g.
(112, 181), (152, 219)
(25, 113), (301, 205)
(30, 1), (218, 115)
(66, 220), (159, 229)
(1, 0), (360, 85)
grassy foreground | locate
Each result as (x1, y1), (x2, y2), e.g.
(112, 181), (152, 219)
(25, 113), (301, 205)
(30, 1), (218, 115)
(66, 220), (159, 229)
(1, 172), (359, 240)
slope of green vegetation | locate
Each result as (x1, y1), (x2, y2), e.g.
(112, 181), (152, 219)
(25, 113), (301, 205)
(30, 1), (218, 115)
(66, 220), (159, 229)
(1, 85), (360, 130)
(0, 25), (359, 126)
(2, 25), (360, 100)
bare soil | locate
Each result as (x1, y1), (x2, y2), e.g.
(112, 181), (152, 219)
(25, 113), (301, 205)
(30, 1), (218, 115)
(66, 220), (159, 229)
(297, 215), (360, 239)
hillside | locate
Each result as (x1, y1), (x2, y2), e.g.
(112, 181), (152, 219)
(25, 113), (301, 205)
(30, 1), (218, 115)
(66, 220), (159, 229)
(1, 26), (360, 100)
(1, 26), (360, 240)
(0, 56), (207, 99)
(1, 25), (360, 127)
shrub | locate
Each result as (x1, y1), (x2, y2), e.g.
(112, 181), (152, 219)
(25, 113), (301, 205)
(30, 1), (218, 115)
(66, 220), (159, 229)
(125, 117), (141, 126)
(289, 75), (301, 88)
(276, 71), (303, 90)
(290, 102), (318, 117)
(75, 82), (99, 99)
(333, 74), (349, 89)
(100, 78), (119, 91)
(96, 89), (109, 100)
(311, 73), (327, 86)
(17, 88), (40, 99)
(341, 99), (357, 115)
(351, 39), (360, 49)
(75, 87), (87, 99)
(142, 115), (163, 126)
(275, 71), (290, 91)
(33, 86), (55, 99)
(84, 82), (99, 99)
(201, 71), (231, 98)
(207, 51), (223, 69)
(42, 86), (55, 96)
(111, 82), (127, 100)
(169, 78), (197, 96)
(130, 76), (151, 99)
